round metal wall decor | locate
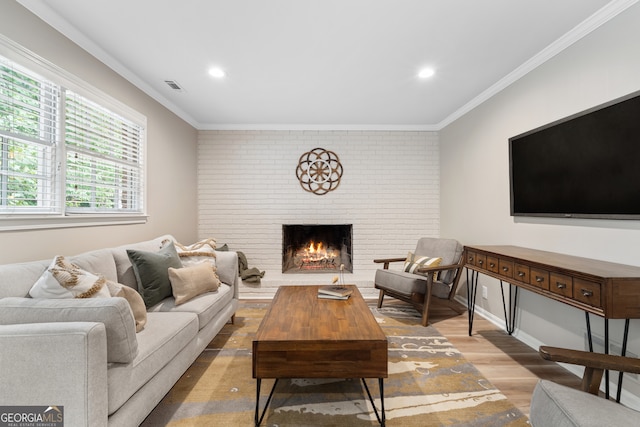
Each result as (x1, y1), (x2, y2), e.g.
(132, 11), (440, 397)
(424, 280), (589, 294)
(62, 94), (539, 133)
(296, 147), (343, 195)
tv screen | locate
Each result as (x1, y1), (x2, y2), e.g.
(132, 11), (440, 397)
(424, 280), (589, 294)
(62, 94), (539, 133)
(509, 90), (640, 220)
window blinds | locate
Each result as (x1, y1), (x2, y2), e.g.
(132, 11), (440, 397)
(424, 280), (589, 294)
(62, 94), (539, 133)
(0, 58), (58, 213)
(65, 91), (144, 213)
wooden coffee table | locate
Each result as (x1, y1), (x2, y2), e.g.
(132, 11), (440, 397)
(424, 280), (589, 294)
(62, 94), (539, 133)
(252, 285), (388, 426)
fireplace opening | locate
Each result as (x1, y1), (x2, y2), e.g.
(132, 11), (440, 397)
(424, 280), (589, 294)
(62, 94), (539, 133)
(282, 224), (352, 274)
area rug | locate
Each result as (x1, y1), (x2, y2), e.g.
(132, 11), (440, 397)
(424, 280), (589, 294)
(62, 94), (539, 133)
(141, 302), (529, 426)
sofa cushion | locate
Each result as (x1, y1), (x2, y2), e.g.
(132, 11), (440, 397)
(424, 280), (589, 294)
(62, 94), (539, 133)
(530, 380), (639, 427)
(68, 248), (119, 283)
(127, 242), (182, 308)
(0, 260), (49, 299)
(106, 311), (198, 415)
(149, 283), (233, 330)
(0, 297), (138, 363)
(111, 235), (174, 291)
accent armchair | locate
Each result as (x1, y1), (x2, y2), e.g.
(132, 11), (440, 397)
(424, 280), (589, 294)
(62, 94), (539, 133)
(373, 237), (465, 326)
(530, 345), (640, 426)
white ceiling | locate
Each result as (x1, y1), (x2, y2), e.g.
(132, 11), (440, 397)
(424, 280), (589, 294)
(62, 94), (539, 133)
(17, 0), (634, 130)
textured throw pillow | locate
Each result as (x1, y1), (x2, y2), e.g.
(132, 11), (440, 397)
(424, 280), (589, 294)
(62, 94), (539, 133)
(127, 242), (183, 308)
(30, 255), (111, 299)
(106, 281), (148, 332)
(168, 262), (220, 305)
(173, 238), (217, 267)
(403, 251), (442, 275)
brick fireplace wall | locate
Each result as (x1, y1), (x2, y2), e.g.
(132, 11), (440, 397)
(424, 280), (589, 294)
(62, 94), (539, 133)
(197, 130), (440, 298)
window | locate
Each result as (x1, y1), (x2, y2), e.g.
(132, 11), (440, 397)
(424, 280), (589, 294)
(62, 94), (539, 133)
(0, 38), (146, 230)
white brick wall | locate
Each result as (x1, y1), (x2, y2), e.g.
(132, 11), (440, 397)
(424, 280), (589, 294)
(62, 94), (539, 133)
(197, 130), (440, 298)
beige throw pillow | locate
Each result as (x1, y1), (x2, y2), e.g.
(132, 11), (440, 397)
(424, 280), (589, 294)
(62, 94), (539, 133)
(106, 281), (148, 333)
(168, 262), (220, 305)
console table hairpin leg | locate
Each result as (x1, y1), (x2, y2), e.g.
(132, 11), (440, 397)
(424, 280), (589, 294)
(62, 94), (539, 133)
(466, 269), (519, 336)
(585, 313), (631, 402)
(500, 281), (519, 335)
(466, 269), (479, 336)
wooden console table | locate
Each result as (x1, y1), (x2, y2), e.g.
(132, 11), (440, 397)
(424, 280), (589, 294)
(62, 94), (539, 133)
(464, 245), (640, 400)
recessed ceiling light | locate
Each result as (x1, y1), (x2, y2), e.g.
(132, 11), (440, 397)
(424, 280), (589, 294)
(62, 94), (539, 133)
(418, 68), (435, 79)
(208, 67), (226, 78)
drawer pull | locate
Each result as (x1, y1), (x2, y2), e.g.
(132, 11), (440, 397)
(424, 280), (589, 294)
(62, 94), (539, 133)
(556, 282), (567, 289)
(489, 262), (496, 268)
(536, 276), (545, 283)
(478, 260), (483, 266)
(468, 256), (474, 262)
(502, 266), (509, 272)
(517, 272), (525, 277)
(581, 289), (594, 297)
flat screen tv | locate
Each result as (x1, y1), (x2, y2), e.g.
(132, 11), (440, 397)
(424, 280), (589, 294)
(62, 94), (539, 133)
(509, 90), (640, 220)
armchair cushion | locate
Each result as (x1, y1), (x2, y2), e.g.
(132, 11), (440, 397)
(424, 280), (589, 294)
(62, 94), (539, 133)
(414, 238), (463, 284)
(530, 379), (638, 427)
(374, 269), (451, 299)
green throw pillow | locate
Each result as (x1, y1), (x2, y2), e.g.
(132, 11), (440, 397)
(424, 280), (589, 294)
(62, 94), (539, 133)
(127, 242), (183, 308)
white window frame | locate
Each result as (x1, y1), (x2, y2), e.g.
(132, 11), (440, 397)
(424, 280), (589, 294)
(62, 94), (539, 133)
(0, 35), (147, 231)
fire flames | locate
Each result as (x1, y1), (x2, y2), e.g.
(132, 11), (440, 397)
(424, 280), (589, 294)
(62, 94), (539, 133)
(296, 241), (339, 270)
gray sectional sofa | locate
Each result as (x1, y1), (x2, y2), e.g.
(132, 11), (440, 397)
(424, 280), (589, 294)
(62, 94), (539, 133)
(0, 235), (239, 427)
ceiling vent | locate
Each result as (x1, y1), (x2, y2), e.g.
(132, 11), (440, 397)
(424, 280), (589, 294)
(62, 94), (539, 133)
(164, 80), (184, 91)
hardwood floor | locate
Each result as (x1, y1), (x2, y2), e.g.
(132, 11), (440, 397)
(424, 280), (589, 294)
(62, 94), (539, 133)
(426, 301), (582, 417)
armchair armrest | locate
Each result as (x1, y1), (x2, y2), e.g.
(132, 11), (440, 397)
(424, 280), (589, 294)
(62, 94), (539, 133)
(416, 262), (463, 275)
(373, 257), (406, 269)
(540, 345), (640, 395)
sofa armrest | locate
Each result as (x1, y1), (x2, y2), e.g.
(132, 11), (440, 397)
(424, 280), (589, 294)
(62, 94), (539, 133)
(215, 250), (239, 299)
(0, 322), (108, 427)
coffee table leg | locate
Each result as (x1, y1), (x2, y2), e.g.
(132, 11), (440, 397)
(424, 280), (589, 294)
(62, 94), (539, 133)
(255, 378), (278, 426)
(362, 378), (385, 426)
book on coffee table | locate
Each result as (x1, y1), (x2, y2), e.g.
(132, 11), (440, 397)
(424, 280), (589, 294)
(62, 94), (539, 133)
(318, 285), (353, 298)
(318, 293), (350, 300)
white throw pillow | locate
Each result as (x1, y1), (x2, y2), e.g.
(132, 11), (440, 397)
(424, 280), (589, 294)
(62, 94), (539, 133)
(30, 255), (113, 299)
(174, 238), (217, 268)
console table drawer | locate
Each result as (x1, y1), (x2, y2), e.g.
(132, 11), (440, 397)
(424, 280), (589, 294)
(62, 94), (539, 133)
(487, 256), (500, 274)
(530, 268), (550, 290)
(514, 263), (530, 283)
(466, 251), (477, 265)
(574, 278), (602, 308)
(475, 253), (487, 270)
(550, 272), (573, 298)
(499, 259), (514, 278)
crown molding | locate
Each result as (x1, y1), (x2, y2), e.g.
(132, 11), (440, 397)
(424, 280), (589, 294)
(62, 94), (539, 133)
(18, 0), (639, 132)
(436, 0), (639, 130)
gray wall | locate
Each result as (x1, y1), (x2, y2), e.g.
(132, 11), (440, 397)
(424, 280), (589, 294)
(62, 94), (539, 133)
(0, 1), (199, 262)
(441, 3), (640, 406)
